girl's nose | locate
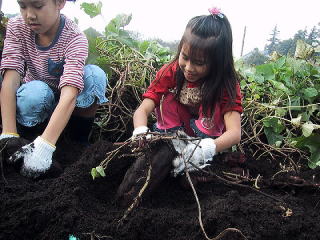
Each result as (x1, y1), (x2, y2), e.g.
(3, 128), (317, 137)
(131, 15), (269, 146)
(185, 61), (194, 72)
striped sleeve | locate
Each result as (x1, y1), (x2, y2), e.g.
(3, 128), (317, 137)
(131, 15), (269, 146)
(59, 34), (88, 92)
(0, 18), (25, 77)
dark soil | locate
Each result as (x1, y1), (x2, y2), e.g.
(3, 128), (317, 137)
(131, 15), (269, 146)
(1, 138), (320, 240)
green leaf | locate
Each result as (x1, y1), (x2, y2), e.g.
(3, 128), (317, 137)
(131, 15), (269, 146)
(296, 134), (320, 169)
(106, 14), (132, 33)
(302, 122), (320, 137)
(291, 115), (302, 126)
(263, 117), (285, 133)
(290, 96), (301, 111)
(80, 1), (102, 18)
(269, 80), (290, 94)
(275, 56), (286, 68)
(256, 63), (275, 80)
(264, 127), (284, 145)
(91, 168), (98, 180)
(302, 87), (318, 103)
(254, 75), (265, 84)
(84, 27), (103, 65)
(275, 108), (287, 117)
(96, 166), (106, 177)
(294, 39), (314, 59)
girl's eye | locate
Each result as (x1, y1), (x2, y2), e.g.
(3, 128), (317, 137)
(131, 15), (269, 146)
(194, 61), (205, 66)
(181, 54), (188, 60)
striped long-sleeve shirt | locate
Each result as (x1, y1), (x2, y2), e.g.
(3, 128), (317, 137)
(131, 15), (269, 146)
(0, 14), (88, 92)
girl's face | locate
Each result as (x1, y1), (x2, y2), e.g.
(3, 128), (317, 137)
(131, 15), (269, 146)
(178, 43), (209, 83)
(17, 0), (65, 37)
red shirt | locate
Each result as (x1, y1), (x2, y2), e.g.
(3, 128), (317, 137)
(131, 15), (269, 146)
(143, 61), (243, 115)
(143, 61), (243, 136)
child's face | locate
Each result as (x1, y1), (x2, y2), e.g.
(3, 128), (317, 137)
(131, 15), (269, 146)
(17, 0), (65, 36)
(178, 43), (209, 83)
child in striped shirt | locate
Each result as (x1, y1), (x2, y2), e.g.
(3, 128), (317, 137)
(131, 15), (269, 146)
(0, 0), (108, 178)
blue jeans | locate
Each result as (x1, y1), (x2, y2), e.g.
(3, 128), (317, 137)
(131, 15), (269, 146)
(15, 65), (108, 127)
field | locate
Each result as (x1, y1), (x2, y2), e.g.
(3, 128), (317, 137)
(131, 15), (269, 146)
(1, 136), (320, 240)
(1, 5), (319, 240)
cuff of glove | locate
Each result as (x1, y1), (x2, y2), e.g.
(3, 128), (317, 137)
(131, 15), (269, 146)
(35, 136), (56, 153)
(132, 126), (149, 136)
(199, 138), (216, 161)
(0, 133), (20, 139)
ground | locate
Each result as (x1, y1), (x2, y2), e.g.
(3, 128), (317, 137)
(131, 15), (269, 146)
(1, 138), (320, 240)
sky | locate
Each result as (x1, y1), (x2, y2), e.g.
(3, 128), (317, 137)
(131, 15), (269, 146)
(2, 0), (320, 58)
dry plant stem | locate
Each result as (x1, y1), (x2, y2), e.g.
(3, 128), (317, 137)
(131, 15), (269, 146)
(185, 170), (248, 240)
(222, 171), (251, 183)
(214, 173), (283, 203)
(254, 174), (261, 189)
(241, 117), (301, 172)
(95, 37), (158, 140)
(118, 163), (152, 224)
(189, 162), (284, 203)
(240, 102), (308, 171)
(271, 169), (292, 180)
(82, 231), (113, 240)
(183, 146), (248, 240)
(103, 134), (197, 169)
(100, 140), (131, 169)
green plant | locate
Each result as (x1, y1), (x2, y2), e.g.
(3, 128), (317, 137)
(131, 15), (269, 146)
(237, 55), (320, 169)
(80, 1), (173, 141)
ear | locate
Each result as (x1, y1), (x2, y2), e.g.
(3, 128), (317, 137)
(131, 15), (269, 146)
(57, 0), (67, 10)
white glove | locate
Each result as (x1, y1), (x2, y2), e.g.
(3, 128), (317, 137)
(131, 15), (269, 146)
(0, 133), (19, 140)
(9, 136), (56, 178)
(132, 126), (149, 137)
(172, 138), (216, 177)
(131, 126), (153, 141)
(170, 130), (190, 154)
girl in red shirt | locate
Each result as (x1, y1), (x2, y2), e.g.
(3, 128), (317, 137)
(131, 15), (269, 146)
(133, 8), (243, 175)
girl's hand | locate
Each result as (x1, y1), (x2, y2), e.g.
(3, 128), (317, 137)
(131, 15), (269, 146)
(172, 138), (216, 177)
(131, 126), (155, 149)
(132, 126), (149, 139)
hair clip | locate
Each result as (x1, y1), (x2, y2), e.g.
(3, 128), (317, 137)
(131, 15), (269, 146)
(208, 7), (224, 19)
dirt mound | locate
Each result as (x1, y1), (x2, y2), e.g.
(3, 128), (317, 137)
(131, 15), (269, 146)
(1, 139), (320, 240)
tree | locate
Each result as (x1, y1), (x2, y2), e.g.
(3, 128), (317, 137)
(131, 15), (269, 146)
(293, 29), (308, 42)
(276, 39), (295, 56)
(306, 26), (319, 46)
(242, 48), (269, 66)
(264, 25), (280, 55)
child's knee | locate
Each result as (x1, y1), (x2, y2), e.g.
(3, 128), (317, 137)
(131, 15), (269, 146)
(84, 64), (108, 88)
(76, 65), (108, 108)
(16, 81), (55, 126)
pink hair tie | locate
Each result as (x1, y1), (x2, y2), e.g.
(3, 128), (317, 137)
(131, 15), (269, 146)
(208, 7), (224, 19)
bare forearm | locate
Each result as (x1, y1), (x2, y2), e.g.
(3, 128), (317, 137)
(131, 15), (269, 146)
(133, 109), (149, 128)
(41, 86), (78, 145)
(214, 111), (241, 153)
(214, 130), (241, 153)
(0, 70), (21, 133)
(133, 98), (155, 128)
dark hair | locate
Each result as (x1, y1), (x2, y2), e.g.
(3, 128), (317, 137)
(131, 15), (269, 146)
(173, 14), (239, 118)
